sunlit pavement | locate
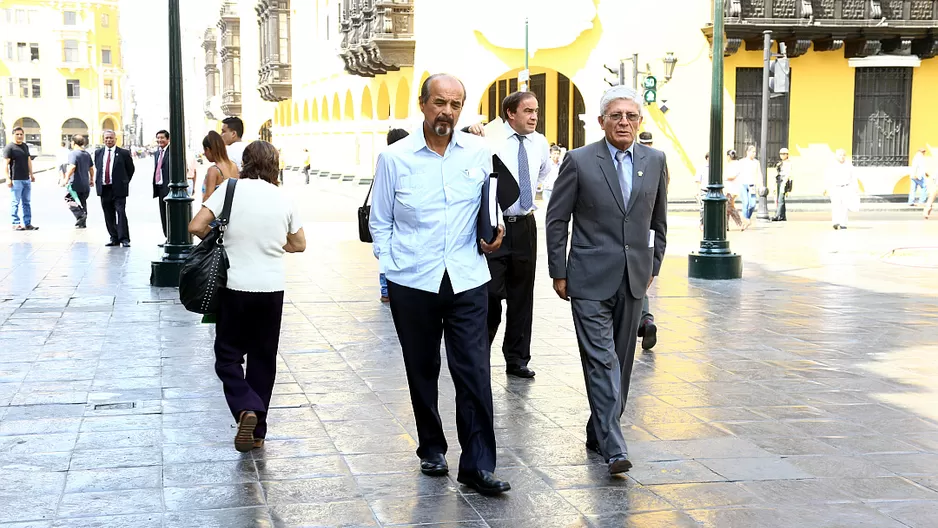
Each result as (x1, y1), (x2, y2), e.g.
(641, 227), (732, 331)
(1, 161), (937, 527)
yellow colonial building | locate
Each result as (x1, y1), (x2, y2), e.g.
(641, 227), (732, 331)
(0, 0), (125, 152)
(197, 0), (938, 197)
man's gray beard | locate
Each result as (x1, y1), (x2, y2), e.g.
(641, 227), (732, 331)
(433, 123), (452, 136)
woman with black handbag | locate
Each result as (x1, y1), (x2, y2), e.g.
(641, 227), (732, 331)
(188, 141), (306, 452)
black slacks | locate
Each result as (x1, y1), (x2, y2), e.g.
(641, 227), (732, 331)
(214, 288), (284, 439)
(156, 188), (169, 237)
(487, 214), (536, 369)
(387, 273), (497, 472)
(101, 186), (130, 243)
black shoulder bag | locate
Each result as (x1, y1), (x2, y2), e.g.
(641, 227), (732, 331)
(358, 179), (374, 243)
(179, 179), (237, 314)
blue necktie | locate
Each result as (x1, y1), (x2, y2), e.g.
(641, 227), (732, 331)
(516, 134), (533, 211)
(616, 150), (631, 207)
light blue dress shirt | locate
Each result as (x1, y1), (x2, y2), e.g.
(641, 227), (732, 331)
(606, 139), (634, 206)
(370, 125), (494, 294)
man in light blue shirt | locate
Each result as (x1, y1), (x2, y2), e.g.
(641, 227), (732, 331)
(369, 73), (510, 496)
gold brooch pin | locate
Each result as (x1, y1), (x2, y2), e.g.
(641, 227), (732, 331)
(638, 171), (644, 177)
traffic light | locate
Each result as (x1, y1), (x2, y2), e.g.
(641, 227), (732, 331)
(642, 75), (657, 104)
(769, 57), (790, 94)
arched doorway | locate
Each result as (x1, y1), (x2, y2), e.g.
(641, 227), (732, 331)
(480, 69), (586, 149)
(259, 119), (272, 142)
(14, 117), (41, 149)
(102, 118), (116, 132)
(62, 118), (89, 146)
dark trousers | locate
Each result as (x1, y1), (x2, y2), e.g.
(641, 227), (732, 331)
(101, 186), (130, 243)
(775, 179), (788, 220)
(571, 271), (642, 459)
(66, 190), (88, 221)
(487, 214), (536, 369)
(387, 273), (497, 472)
(214, 288), (284, 439)
(156, 188), (169, 237)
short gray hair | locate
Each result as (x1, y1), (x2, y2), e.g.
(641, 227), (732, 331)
(599, 85), (644, 117)
(102, 129), (116, 137)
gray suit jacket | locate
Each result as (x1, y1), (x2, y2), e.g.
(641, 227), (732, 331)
(545, 139), (668, 301)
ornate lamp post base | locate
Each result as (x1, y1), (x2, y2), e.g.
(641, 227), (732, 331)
(688, 252), (742, 280)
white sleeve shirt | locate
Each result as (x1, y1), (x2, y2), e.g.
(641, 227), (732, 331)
(498, 123), (552, 217)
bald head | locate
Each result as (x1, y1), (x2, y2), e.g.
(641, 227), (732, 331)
(419, 73), (466, 138)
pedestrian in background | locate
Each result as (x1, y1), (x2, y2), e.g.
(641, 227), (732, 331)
(3, 127), (37, 231)
(201, 131), (238, 203)
(910, 147), (928, 206)
(188, 140), (306, 452)
(377, 128), (410, 303)
(221, 116), (247, 170)
(542, 145), (562, 204)
(694, 152), (709, 230)
(739, 145), (760, 229)
(772, 147), (792, 222)
(61, 135), (93, 229)
(825, 148), (858, 230)
(303, 149), (311, 184)
(724, 149), (743, 230)
(152, 130), (171, 239)
(95, 130), (135, 247)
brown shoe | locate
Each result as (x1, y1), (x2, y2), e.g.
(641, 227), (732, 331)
(235, 411), (258, 452)
(253, 438), (265, 449)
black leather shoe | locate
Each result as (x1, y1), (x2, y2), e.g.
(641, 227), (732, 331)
(419, 453), (448, 476)
(507, 366), (535, 378)
(457, 470), (511, 496)
(608, 455), (633, 475)
(121, 242), (130, 248)
(640, 320), (657, 350)
(105, 241), (119, 247)
(585, 441), (602, 456)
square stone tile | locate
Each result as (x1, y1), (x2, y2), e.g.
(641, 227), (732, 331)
(627, 460), (727, 485)
(269, 500), (378, 527)
(262, 476), (361, 505)
(163, 483), (266, 511)
(163, 508), (273, 528)
(64, 467), (162, 493)
(647, 482), (762, 510)
(369, 494), (481, 525)
(557, 486), (675, 515)
(56, 489), (162, 518)
(699, 456), (813, 481)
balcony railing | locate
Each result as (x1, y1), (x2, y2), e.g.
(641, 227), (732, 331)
(706, 0), (938, 59)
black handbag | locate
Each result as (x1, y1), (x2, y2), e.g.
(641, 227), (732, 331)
(784, 179), (793, 193)
(179, 179), (237, 314)
(358, 179), (374, 243)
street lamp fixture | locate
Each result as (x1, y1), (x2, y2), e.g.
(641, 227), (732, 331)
(662, 52), (678, 82)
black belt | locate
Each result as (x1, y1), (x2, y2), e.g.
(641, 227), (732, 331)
(504, 213), (535, 223)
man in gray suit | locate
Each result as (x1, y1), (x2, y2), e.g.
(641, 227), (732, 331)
(545, 85), (668, 474)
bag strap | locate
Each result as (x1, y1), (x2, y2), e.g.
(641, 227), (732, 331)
(362, 177), (375, 207)
(218, 179), (238, 225)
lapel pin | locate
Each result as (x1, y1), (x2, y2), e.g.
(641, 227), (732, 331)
(637, 171), (644, 177)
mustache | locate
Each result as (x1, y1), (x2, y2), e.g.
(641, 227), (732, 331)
(435, 116), (454, 125)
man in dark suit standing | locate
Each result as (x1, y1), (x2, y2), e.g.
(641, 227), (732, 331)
(94, 130), (136, 247)
(152, 130), (171, 238)
(546, 85), (668, 475)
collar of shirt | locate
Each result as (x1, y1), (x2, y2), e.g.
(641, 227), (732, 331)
(605, 139), (635, 165)
(505, 121), (533, 141)
(411, 122), (464, 155)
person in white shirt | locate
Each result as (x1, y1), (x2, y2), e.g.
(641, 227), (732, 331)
(471, 91), (551, 379)
(189, 140), (305, 452)
(542, 145), (562, 204)
(825, 148), (858, 230)
(910, 147), (928, 206)
(221, 116), (247, 170)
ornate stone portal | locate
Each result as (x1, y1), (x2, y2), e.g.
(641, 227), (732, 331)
(256, 0), (292, 102)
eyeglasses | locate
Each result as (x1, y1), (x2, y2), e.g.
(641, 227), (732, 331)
(603, 112), (642, 124)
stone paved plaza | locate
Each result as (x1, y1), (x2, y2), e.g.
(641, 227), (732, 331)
(1, 168), (938, 527)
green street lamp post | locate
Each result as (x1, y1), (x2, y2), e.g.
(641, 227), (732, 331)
(150, 0), (194, 286)
(688, 0), (742, 280)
